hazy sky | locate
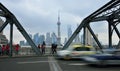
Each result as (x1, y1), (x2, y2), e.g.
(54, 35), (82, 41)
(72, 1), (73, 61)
(0, 0), (119, 45)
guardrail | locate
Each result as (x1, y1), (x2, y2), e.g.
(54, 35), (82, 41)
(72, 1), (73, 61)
(19, 46), (63, 55)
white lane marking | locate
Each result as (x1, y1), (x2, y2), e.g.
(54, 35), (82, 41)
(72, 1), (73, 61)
(48, 56), (63, 71)
(69, 63), (87, 66)
(17, 61), (56, 64)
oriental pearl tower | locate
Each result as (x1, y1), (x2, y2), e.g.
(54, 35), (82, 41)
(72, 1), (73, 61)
(57, 11), (61, 46)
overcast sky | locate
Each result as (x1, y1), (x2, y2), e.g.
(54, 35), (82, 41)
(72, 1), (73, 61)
(0, 0), (119, 45)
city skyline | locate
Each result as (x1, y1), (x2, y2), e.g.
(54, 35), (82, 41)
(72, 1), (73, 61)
(19, 23), (95, 46)
(20, 32), (58, 46)
(0, 0), (119, 45)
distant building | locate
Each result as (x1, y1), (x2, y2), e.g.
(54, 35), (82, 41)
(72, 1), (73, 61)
(67, 25), (72, 39)
(39, 35), (45, 44)
(74, 34), (80, 43)
(0, 18), (8, 45)
(74, 24), (80, 43)
(20, 40), (25, 46)
(46, 32), (52, 45)
(51, 32), (57, 44)
(80, 28), (93, 45)
(33, 33), (39, 45)
(85, 28), (92, 45)
(81, 35), (83, 44)
(0, 18), (3, 34)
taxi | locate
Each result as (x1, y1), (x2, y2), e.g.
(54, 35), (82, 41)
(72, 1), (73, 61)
(56, 44), (97, 60)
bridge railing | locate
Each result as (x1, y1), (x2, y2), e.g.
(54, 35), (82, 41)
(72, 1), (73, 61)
(18, 46), (63, 56)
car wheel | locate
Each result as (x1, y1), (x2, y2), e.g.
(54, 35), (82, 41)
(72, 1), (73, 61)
(98, 60), (107, 67)
(64, 55), (71, 60)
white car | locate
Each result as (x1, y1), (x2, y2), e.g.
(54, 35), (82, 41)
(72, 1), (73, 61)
(56, 44), (98, 60)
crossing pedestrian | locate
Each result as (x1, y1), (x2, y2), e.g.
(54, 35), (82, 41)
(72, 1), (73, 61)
(41, 41), (46, 54)
(5, 44), (9, 55)
(51, 43), (57, 54)
(2, 45), (5, 55)
(15, 44), (20, 55)
(0, 45), (2, 55)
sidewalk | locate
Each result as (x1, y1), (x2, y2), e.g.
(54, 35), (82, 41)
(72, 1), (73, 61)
(0, 54), (39, 59)
(0, 53), (56, 59)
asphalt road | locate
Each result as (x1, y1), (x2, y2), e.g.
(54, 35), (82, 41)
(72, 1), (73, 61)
(0, 56), (120, 71)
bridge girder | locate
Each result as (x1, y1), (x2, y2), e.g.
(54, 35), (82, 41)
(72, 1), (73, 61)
(0, 3), (41, 56)
(63, 0), (120, 50)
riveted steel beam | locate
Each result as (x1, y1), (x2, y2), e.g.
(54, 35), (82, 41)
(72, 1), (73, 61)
(0, 3), (41, 55)
(63, 0), (120, 49)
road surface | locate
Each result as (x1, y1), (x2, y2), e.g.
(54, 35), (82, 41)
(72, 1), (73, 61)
(0, 56), (120, 71)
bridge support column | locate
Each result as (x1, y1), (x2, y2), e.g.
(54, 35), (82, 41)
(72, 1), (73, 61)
(10, 22), (13, 57)
(87, 25), (103, 51)
(83, 26), (86, 45)
(107, 20), (113, 48)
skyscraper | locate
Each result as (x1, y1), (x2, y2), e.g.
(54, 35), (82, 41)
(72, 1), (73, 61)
(74, 24), (80, 43)
(39, 35), (45, 44)
(67, 25), (72, 39)
(0, 18), (3, 34)
(0, 18), (8, 44)
(85, 28), (92, 45)
(57, 11), (61, 46)
(51, 32), (57, 44)
(46, 32), (51, 45)
(33, 33), (39, 45)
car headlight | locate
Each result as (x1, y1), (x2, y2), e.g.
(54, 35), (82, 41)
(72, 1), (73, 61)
(57, 51), (70, 56)
(84, 57), (98, 62)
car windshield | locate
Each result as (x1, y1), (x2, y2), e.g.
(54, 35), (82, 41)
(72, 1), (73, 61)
(73, 47), (90, 51)
(67, 46), (73, 50)
(67, 45), (94, 51)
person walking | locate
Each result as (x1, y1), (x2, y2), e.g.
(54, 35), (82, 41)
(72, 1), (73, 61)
(51, 43), (54, 54)
(51, 43), (57, 54)
(5, 44), (9, 55)
(0, 45), (2, 55)
(38, 44), (41, 52)
(41, 41), (46, 54)
(15, 44), (20, 55)
(2, 45), (5, 55)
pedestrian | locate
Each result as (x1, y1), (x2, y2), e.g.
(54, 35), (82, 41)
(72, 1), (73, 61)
(41, 41), (46, 54)
(54, 44), (57, 53)
(15, 44), (20, 55)
(5, 44), (9, 55)
(2, 45), (5, 55)
(51, 43), (57, 54)
(0, 45), (2, 55)
(51, 43), (54, 54)
(38, 44), (41, 52)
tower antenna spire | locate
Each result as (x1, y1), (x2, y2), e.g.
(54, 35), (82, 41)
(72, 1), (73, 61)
(58, 10), (60, 23)
(57, 10), (61, 46)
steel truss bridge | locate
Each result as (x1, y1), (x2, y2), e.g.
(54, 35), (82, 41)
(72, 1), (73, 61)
(0, 3), (41, 56)
(63, 0), (120, 50)
(0, 0), (120, 56)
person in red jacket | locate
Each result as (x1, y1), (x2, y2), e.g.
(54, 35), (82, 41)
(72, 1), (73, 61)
(15, 44), (19, 55)
(2, 45), (5, 55)
(41, 41), (46, 54)
(5, 44), (9, 55)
